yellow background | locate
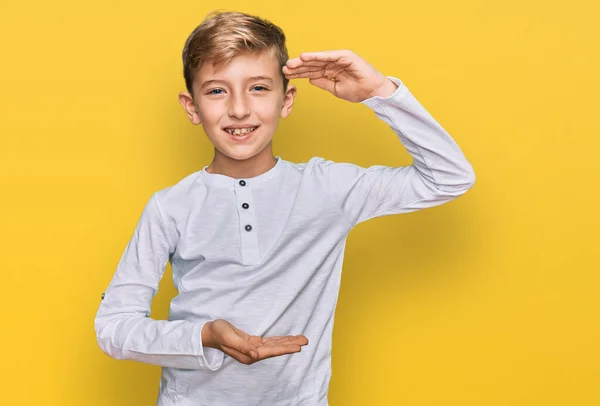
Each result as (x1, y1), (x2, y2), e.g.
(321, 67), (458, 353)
(1, 0), (598, 404)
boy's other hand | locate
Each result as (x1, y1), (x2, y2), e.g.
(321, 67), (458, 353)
(202, 319), (309, 365)
(282, 50), (398, 103)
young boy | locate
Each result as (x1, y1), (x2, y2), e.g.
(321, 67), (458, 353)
(94, 9), (475, 406)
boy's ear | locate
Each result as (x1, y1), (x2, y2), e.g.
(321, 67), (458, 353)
(280, 84), (297, 119)
(178, 91), (202, 125)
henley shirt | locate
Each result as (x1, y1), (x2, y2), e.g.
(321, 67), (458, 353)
(94, 76), (476, 406)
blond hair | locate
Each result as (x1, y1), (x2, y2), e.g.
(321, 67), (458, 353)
(182, 10), (289, 98)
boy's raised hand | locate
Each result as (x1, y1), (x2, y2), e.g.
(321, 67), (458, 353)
(202, 319), (309, 365)
(283, 50), (398, 103)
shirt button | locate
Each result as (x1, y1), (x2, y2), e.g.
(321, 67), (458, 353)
(242, 203), (249, 209)
(245, 224), (252, 232)
(101, 292), (105, 300)
(239, 180), (246, 186)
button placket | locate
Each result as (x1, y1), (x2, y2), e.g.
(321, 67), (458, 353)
(234, 181), (259, 265)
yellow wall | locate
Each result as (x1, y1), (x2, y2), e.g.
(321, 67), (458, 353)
(1, 1), (598, 404)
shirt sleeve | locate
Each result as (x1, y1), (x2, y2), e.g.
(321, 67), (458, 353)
(322, 76), (476, 228)
(94, 193), (225, 370)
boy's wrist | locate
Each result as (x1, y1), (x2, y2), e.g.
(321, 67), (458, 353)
(370, 77), (399, 99)
(202, 320), (216, 348)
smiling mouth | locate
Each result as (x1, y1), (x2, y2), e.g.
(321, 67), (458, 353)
(224, 126), (258, 136)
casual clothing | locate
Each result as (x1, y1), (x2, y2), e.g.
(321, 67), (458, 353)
(94, 76), (475, 405)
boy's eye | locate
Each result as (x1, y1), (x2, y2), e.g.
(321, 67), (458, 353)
(207, 86), (268, 95)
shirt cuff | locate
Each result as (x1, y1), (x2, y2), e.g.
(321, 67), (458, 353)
(194, 320), (225, 371)
(360, 76), (406, 106)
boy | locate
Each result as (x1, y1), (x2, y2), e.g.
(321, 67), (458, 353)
(94, 9), (475, 406)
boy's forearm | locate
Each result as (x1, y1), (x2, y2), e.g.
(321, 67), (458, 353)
(362, 77), (475, 193)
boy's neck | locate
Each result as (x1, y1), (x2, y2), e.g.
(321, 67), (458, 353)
(205, 150), (278, 179)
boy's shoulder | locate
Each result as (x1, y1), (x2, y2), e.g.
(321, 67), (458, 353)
(288, 156), (357, 171)
(296, 156), (365, 175)
(284, 156), (365, 183)
(150, 170), (202, 211)
(285, 156), (369, 194)
(287, 156), (326, 170)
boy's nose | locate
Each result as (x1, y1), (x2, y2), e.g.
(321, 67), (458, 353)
(228, 96), (251, 119)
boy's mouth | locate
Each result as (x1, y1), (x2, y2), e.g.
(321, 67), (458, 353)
(223, 125), (260, 140)
(224, 126), (258, 135)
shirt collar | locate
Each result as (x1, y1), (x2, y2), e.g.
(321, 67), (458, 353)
(198, 156), (284, 189)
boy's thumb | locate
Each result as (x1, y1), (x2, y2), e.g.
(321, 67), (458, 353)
(242, 346), (258, 359)
(236, 339), (257, 358)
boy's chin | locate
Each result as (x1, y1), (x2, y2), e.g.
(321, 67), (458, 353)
(215, 140), (274, 162)
(219, 146), (268, 162)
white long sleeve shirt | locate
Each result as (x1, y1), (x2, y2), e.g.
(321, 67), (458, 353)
(94, 76), (475, 406)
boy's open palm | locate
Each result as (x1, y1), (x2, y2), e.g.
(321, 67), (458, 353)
(205, 319), (309, 365)
(282, 50), (397, 102)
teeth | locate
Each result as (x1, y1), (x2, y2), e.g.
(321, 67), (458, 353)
(226, 127), (256, 135)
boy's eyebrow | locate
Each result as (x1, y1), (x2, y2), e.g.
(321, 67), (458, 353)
(201, 75), (274, 89)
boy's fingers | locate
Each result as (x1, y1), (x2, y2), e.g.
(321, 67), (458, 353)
(286, 70), (328, 80)
(256, 344), (303, 360)
(300, 50), (348, 61)
(224, 340), (308, 365)
(221, 333), (309, 365)
(283, 66), (324, 75)
(262, 335), (308, 345)
(286, 50), (350, 67)
(223, 342), (300, 364)
(285, 59), (329, 68)
(261, 337), (309, 351)
(297, 335), (309, 345)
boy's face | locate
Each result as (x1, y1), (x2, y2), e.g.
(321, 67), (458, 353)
(179, 49), (297, 162)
